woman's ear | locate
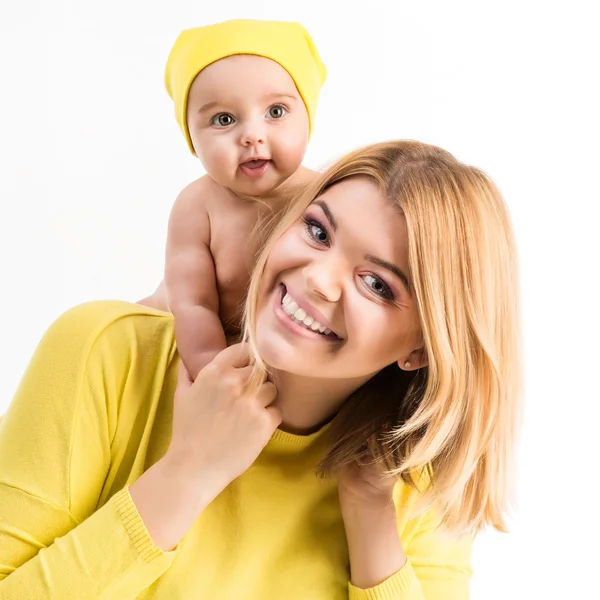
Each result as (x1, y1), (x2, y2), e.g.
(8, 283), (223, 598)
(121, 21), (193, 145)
(398, 347), (428, 371)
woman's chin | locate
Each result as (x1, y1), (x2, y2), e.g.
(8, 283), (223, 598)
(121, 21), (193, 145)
(256, 335), (303, 374)
(254, 331), (323, 379)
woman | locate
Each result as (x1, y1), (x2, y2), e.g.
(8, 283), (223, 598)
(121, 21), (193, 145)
(0, 140), (521, 599)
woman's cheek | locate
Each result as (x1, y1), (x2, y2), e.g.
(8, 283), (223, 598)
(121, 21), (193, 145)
(268, 229), (308, 271)
(350, 307), (403, 364)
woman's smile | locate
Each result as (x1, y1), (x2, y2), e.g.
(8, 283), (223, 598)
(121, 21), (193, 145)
(272, 283), (343, 342)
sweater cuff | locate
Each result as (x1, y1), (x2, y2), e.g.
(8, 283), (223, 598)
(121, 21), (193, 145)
(348, 560), (421, 600)
(113, 486), (179, 562)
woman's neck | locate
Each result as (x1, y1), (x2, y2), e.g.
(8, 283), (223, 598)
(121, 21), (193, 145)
(269, 369), (372, 435)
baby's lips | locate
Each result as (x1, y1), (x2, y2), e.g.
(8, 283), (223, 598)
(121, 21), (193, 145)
(241, 159), (269, 168)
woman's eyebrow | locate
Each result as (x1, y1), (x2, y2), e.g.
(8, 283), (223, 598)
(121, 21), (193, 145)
(313, 200), (410, 294)
(365, 255), (411, 294)
(313, 200), (337, 231)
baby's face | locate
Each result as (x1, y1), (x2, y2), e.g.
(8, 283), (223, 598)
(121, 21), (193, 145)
(186, 55), (310, 196)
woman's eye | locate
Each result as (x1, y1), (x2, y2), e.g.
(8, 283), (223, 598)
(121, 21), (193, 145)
(268, 105), (287, 119)
(303, 217), (329, 245)
(212, 113), (235, 127)
(363, 274), (394, 300)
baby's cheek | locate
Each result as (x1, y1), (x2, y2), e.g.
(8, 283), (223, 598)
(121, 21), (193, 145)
(273, 132), (308, 165)
(210, 142), (233, 163)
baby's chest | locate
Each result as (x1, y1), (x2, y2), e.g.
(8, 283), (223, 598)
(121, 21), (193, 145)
(210, 211), (259, 293)
(213, 242), (251, 291)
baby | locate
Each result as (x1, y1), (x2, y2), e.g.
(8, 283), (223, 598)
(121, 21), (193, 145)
(139, 19), (327, 380)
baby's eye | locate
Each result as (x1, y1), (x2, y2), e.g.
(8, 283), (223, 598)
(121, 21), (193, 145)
(267, 105), (287, 119)
(212, 113), (235, 127)
(362, 274), (394, 300)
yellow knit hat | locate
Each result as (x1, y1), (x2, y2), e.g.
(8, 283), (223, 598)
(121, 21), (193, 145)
(165, 19), (327, 154)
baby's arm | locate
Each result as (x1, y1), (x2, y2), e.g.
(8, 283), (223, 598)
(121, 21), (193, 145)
(165, 180), (227, 380)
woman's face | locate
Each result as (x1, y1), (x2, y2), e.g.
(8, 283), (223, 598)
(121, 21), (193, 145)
(255, 176), (424, 381)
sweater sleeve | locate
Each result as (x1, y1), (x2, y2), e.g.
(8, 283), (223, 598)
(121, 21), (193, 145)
(0, 301), (177, 599)
(348, 496), (473, 600)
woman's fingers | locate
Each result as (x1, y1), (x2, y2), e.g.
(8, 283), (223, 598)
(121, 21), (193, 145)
(211, 341), (252, 370)
(255, 381), (277, 407)
(175, 359), (193, 395)
(265, 404), (284, 427)
(167, 341), (280, 502)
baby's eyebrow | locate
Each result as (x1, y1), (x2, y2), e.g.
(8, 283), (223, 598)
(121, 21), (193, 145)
(198, 101), (220, 114)
(263, 92), (298, 102)
(198, 93), (298, 115)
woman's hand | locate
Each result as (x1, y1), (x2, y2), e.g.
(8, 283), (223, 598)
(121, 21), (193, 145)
(338, 458), (406, 590)
(166, 342), (282, 499)
(338, 458), (397, 512)
(130, 343), (281, 551)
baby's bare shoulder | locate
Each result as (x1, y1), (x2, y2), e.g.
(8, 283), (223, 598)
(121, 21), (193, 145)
(172, 175), (216, 212)
(271, 165), (321, 205)
(292, 165), (321, 187)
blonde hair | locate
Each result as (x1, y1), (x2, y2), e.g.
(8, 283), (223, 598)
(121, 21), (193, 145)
(244, 140), (522, 534)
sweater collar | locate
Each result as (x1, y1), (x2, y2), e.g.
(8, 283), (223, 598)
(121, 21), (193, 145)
(268, 420), (333, 451)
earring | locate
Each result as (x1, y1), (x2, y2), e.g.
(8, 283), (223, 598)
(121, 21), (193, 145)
(404, 361), (411, 369)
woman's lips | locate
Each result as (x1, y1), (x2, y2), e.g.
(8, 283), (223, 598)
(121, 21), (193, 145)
(272, 284), (342, 343)
(239, 159), (270, 179)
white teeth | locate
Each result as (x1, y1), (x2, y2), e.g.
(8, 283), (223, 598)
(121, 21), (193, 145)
(294, 308), (306, 320)
(281, 290), (333, 336)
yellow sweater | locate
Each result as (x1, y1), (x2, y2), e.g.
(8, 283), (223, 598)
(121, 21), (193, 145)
(0, 301), (472, 599)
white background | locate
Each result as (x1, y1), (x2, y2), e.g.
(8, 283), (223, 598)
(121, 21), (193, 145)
(1, 1), (599, 597)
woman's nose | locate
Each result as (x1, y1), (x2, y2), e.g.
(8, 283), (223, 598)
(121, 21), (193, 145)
(302, 256), (344, 303)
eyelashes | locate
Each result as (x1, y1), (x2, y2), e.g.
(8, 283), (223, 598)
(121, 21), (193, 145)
(362, 274), (394, 300)
(300, 214), (395, 301)
(209, 104), (289, 128)
(211, 113), (235, 127)
(302, 216), (329, 245)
